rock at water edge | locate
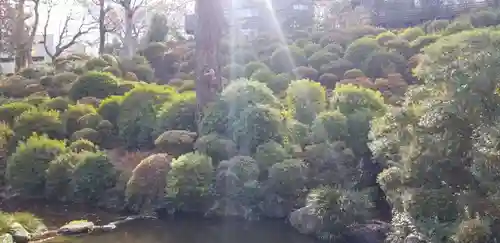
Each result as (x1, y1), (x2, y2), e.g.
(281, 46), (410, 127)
(345, 221), (391, 243)
(289, 205), (322, 235)
(57, 221), (95, 235)
(9, 222), (30, 243)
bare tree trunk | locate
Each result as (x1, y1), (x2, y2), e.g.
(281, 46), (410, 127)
(14, 0), (26, 72)
(99, 0), (106, 55)
(194, 0), (225, 121)
(123, 9), (134, 57)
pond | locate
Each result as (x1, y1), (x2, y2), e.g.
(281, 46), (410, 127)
(0, 200), (320, 243)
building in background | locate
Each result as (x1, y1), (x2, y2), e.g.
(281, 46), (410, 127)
(0, 34), (54, 74)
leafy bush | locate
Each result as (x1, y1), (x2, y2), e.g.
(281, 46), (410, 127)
(154, 130), (197, 157)
(103, 66), (123, 78)
(375, 31), (397, 46)
(266, 73), (293, 95)
(231, 104), (285, 154)
(294, 66), (318, 80)
(71, 151), (117, 203)
(303, 43), (322, 57)
(320, 59), (354, 78)
(165, 152), (214, 212)
(6, 134), (67, 196)
(244, 61), (269, 77)
(330, 84), (387, 116)
(343, 69), (365, 79)
(45, 153), (78, 201)
(133, 65), (155, 83)
(0, 123), (13, 186)
(98, 95), (123, 125)
(43, 97), (70, 112)
(199, 99), (230, 136)
(286, 79), (326, 124)
(469, 10), (499, 27)
(251, 69), (276, 83)
(254, 141), (289, 172)
(453, 219), (491, 243)
(194, 134), (237, 165)
(323, 43), (344, 56)
(69, 71), (119, 100)
(426, 19), (449, 33)
(399, 27), (425, 42)
(362, 51), (407, 78)
(218, 156), (259, 184)
(221, 79), (280, 118)
(69, 139), (98, 152)
(270, 45), (307, 73)
(308, 50), (339, 70)
(0, 102), (36, 125)
(52, 72), (78, 86)
(71, 128), (100, 144)
(155, 92), (196, 136)
(286, 119), (309, 148)
(222, 64), (245, 79)
(267, 159), (306, 197)
(77, 113), (103, 130)
(318, 73), (339, 89)
(444, 20), (473, 35)
(410, 34), (440, 52)
(62, 104), (97, 135)
(126, 153), (171, 213)
(19, 67), (44, 79)
(85, 57), (109, 71)
(13, 109), (64, 140)
(344, 37), (381, 67)
(310, 111), (348, 144)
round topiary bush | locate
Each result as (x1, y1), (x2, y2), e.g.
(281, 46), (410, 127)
(254, 141), (289, 172)
(426, 19), (449, 33)
(375, 31), (397, 46)
(217, 156), (260, 186)
(231, 104), (285, 154)
(62, 104), (97, 136)
(344, 37), (381, 67)
(71, 128), (100, 144)
(199, 99), (230, 136)
(362, 51), (407, 78)
(270, 45), (307, 73)
(308, 50), (339, 71)
(0, 123), (13, 186)
(154, 92), (197, 136)
(303, 43), (322, 57)
(323, 43), (344, 56)
(294, 66), (319, 80)
(97, 95), (123, 125)
(222, 64), (245, 79)
(165, 152), (214, 212)
(469, 10), (499, 28)
(69, 139), (98, 152)
(410, 34), (440, 52)
(318, 73), (339, 90)
(266, 73), (293, 95)
(126, 153), (171, 213)
(77, 96), (101, 108)
(343, 69), (366, 79)
(453, 218), (491, 243)
(286, 119), (309, 148)
(330, 84), (387, 116)
(77, 113), (103, 130)
(85, 57), (110, 71)
(6, 134), (67, 196)
(0, 102), (36, 125)
(244, 61), (269, 77)
(13, 109), (64, 141)
(69, 71), (119, 100)
(43, 97), (71, 112)
(310, 111), (349, 144)
(444, 21), (473, 35)
(251, 69), (276, 83)
(267, 159), (306, 197)
(154, 130), (197, 157)
(133, 65), (155, 83)
(45, 153), (79, 201)
(320, 59), (355, 78)
(286, 79), (327, 125)
(399, 27), (425, 42)
(52, 72), (78, 86)
(194, 133), (237, 165)
(71, 151), (117, 203)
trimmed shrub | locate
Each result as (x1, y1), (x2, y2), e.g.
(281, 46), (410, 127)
(19, 67), (44, 79)
(155, 92), (197, 136)
(308, 50), (339, 70)
(0, 102), (36, 126)
(78, 96), (101, 108)
(43, 97), (71, 112)
(85, 57), (109, 71)
(362, 51), (407, 78)
(199, 100), (230, 136)
(399, 27), (425, 42)
(330, 84), (387, 115)
(154, 130), (197, 157)
(319, 73), (339, 89)
(310, 111), (349, 144)
(286, 79), (326, 125)
(286, 119), (309, 148)
(165, 152), (214, 212)
(133, 65), (155, 83)
(222, 64), (245, 79)
(77, 113), (103, 130)
(294, 66), (319, 80)
(62, 104), (97, 135)
(266, 73), (293, 95)
(0, 123), (13, 186)
(126, 153), (171, 213)
(69, 71), (119, 100)
(470, 10), (499, 27)
(426, 19), (449, 33)
(344, 37), (381, 67)
(71, 128), (100, 144)
(45, 153), (78, 201)
(303, 43), (322, 57)
(69, 139), (98, 152)
(410, 34), (441, 52)
(218, 156), (260, 184)
(323, 43), (344, 56)
(71, 151), (117, 203)
(267, 159), (306, 196)
(453, 218), (491, 243)
(270, 45), (307, 73)
(444, 20), (473, 35)
(103, 66), (123, 77)
(254, 141), (289, 172)
(98, 95), (123, 125)
(320, 59), (355, 78)
(6, 134), (67, 196)
(244, 61), (269, 77)
(194, 134), (237, 165)
(13, 109), (64, 140)
(344, 69), (365, 79)
(52, 72), (78, 86)
(251, 69), (276, 83)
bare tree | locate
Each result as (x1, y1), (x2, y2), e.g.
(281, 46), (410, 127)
(12, 0), (41, 71)
(79, 0), (115, 54)
(42, 0), (96, 62)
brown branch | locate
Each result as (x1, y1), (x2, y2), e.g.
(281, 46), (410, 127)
(42, 4), (55, 60)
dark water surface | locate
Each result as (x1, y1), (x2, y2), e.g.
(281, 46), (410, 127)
(0, 200), (320, 243)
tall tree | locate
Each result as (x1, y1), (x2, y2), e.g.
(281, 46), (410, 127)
(194, 0), (225, 116)
(13, 0), (40, 72)
(110, 0), (149, 58)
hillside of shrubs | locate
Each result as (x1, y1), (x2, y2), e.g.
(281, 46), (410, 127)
(2, 8), (500, 243)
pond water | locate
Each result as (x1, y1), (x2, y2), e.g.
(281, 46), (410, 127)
(0, 200), (320, 243)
